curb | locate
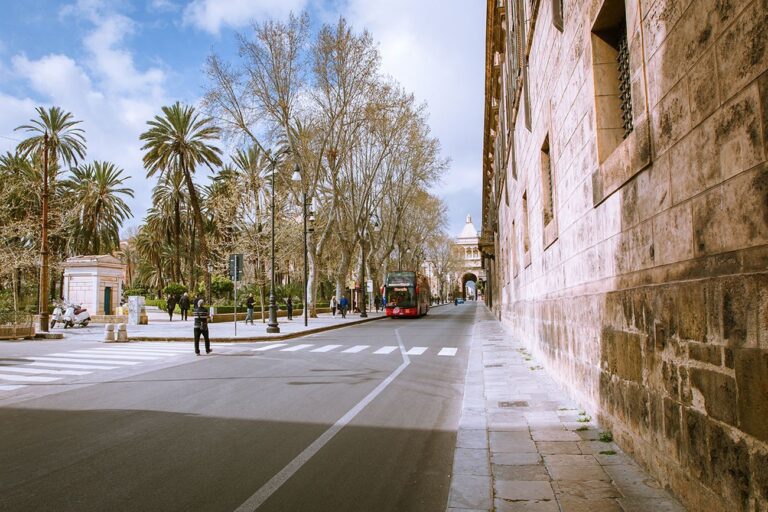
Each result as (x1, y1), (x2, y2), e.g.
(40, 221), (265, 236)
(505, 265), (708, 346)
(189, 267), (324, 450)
(126, 314), (389, 343)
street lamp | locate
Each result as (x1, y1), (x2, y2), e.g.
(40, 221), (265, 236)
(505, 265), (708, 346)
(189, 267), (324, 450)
(292, 165), (315, 327)
(266, 149), (288, 334)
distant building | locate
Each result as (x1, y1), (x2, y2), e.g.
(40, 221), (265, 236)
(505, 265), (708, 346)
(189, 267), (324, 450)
(450, 215), (485, 299)
(481, 0), (768, 509)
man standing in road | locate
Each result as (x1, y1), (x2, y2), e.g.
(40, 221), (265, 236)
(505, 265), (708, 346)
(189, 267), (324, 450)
(339, 295), (349, 318)
(193, 299), (211, 355)
(245, 293), (255, 325)
(167, 294), (177, 322)
(179, 292), (190, 321)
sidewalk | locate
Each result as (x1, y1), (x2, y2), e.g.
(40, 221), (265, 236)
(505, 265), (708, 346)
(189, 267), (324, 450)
(447, 305), (686, 512)
(126, 310), (388, 342)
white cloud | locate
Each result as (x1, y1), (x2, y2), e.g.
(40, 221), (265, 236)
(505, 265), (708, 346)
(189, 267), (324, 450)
(183, 0), (308, 34)
(342, 0), (485, 234)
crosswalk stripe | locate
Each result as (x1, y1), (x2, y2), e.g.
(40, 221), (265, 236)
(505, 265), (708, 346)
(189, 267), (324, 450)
(438, 347), (458, 356)
(281, 344), (314, 352)
(374, 346), (397, 354)
(30, 357), (139, 366)
(28, 362), (118, 370)
(311, 345), (342, 353)
(0, 384), (26, 391)
(91, 348), (183, 354)
(405, 347), (427, 355)
(342, 345), (369, 353)
(252, 344), (288, 351)
(0, 373), (60, 383)
(0, 366), (90, 376)
(66, 351), (161, 360)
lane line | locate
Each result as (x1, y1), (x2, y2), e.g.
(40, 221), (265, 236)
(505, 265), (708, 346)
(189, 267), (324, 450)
(281, 344), (314, 352)
(29, 357), (139, 366)
(0, 384), (26, 391)
(0, 367), (90, 376)
(251, 344), (288, 352)
(65, 352), (161, 360)
(373, 346), (397, 354)
(405, 346), (427, 355)
(0, 373), (60, 383)
(234, 329), (410, 512)
(28, 362), (118, 370)
(438, 347), (458, 356)
(311, 345), (342, 353)
(342, 345), (369, 353)
(91, 348), (184, 354)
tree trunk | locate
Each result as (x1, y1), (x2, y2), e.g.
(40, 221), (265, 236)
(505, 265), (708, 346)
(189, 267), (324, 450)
(335, 250), (351, 302)
(308, 249), (318, 318)
(180, 155), (210, 301)
(188, 211), (196, 291)
(11, 267), (18, 312)
(174, 199), (181, 284)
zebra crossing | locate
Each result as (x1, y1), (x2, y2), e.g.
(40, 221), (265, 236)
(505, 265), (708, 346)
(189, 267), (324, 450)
(251, 343), (459, 357)
(0, 342), (198, 393)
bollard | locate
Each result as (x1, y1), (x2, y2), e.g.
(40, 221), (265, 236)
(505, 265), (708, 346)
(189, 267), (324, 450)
(104, 324), (115, 342)
(116, 323), (128, 342)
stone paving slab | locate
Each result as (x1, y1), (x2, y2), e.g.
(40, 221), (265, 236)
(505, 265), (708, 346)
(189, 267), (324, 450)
(445, 305), (687, 511)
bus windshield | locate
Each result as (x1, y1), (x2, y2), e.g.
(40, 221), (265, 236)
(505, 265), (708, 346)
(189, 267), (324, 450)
(386, 286), (415, 307)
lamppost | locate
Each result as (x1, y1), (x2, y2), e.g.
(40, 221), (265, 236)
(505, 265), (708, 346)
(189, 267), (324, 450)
(292, 165), (315, 327)
(206, 263), (212, 305)
(266, 151), (287, 334)
(38, 132), (50, 333)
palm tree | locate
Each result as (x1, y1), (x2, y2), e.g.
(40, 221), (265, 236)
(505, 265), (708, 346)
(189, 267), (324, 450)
(151, 167), (188, 284)
(140, 102), (222, 300)
(15, 106), (86, 325)
(63, 161), (134, 255)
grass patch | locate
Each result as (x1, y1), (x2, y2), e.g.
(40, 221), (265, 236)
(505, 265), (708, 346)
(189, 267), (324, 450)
(599, 450), (617, 455)
(576, 426), (589, 431)
(576, 416), (592, 423)
(598, 431), (614, 442)
(529, 365), (543, 371)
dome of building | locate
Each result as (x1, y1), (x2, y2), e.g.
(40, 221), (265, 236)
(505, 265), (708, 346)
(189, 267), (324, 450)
(458, 214), (478, 239)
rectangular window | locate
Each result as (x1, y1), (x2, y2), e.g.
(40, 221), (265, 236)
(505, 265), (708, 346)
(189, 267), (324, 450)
(522, 191), (531, 267)
(591, 0), (632, 163)
(553, 0), (564, 31)
(512, 219), (519, 277)
(541, 134), (558, 248)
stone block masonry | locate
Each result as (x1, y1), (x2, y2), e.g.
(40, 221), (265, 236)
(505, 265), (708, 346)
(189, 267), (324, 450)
(481, 0), (768, 509)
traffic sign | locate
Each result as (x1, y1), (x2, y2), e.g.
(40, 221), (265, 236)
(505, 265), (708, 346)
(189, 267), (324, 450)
(229, 254), (244, 281)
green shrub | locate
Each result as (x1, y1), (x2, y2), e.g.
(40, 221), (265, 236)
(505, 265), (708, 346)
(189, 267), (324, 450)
(163, 283), (188, 297)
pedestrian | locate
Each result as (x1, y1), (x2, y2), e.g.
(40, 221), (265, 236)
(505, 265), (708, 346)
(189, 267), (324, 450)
(339, 295), (349, 318)
(286, 296), (293, 320)
(193, 298), (211, 355)
(179, 292), (190, 321)
(166, 294), (177, 322)
(330, 296), (337, 316)
(245, 293), (255, 325)
(374, 295), (381, 313)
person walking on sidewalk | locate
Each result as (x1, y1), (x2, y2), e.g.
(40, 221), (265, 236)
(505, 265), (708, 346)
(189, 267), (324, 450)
(374, 295), (381, 313)
(286, 296), (293, 320)
(245, 293), (255, 325)
(339, 295), (349, 318)
(330, 296), (337, 316)
(167, 294), (177, 322)
(179, 292), (190, 321)
(193, 299), (211, 355)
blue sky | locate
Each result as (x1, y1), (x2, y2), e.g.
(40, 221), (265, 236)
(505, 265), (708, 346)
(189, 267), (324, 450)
(0, 0), (485, 237)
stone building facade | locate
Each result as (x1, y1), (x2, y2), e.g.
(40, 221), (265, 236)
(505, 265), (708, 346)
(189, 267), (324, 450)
(481, 0), (768, 509)
(451, 215), (486, 299)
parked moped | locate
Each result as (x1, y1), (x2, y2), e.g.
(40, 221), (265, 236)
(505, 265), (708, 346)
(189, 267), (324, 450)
(50, 302), (65, 328)
(63, 303), (91, 328)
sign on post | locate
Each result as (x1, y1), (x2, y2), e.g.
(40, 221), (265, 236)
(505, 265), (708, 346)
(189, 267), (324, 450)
(229, 254), (243, 336)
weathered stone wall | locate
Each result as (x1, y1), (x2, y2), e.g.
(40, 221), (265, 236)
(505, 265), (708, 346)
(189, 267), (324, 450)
(487, 0), (768, 509)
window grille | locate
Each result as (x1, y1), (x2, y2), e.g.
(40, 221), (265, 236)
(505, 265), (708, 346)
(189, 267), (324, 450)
(617, 34), (633, 138)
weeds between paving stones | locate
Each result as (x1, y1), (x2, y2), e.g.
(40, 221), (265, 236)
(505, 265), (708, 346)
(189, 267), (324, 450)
(576, 426), (589, 431)
(577, 416), (592, 423)
(599, 450), (617, 455)
(599, 431), (613, 442)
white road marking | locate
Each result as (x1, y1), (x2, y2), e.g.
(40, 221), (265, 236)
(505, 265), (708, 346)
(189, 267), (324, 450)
(0, 373), (60, 383)
(66, 351), (161, 360)
(251, 344), (288, 352)
(92, 348), (183, 355)
(438, 347), (458, 356)
(281, 344), (314, 352)
(405, 346), (428, 355)
(374, 346), (397, 354)
(311, 345), (342, 353)
(0, 384), (25, 391)
(28, 362), (118, 370)
(342, 345), (369, 353)
(0, 367), (89, 376)
(234, 328), (411, 512)
(29, 357), (139, 366)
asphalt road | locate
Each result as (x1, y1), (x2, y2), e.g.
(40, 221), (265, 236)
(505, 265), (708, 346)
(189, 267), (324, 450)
(0, 302), (477, 512)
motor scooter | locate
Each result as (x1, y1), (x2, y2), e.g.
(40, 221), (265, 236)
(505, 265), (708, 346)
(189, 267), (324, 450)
(50, 302), (65, 328)
(63, 303), (91, 328)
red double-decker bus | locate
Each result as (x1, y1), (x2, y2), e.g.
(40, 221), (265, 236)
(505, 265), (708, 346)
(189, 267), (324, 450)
(384, 271), (430, 318)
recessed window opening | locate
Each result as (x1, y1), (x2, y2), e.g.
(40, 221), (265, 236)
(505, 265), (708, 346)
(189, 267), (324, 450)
(591, 0), (632, 162)
(540, 135), (554, 227)
(522, 191), (531, 263)
(553, 0), (564, 31)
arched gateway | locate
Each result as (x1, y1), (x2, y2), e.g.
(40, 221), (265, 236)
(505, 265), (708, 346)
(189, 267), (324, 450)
(450, 215), (485, 300)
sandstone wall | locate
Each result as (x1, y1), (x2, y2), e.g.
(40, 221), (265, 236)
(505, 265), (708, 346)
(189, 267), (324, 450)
(489, 0), (768, 509)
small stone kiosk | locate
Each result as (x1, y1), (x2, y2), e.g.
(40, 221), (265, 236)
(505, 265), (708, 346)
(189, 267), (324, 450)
(62, 255), (126, 322)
